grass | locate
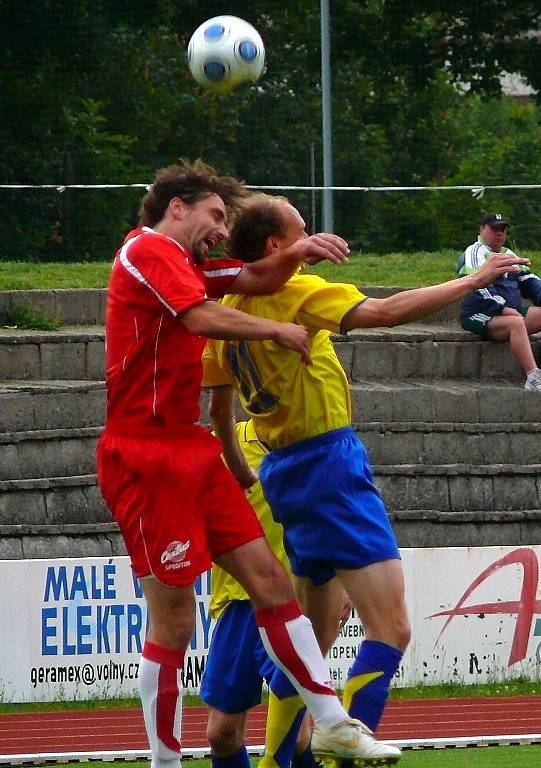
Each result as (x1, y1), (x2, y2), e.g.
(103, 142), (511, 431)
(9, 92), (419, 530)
(0, 260), (113, 290)
(35, 747), (541, 768)
(305, 249), (541, 288)
(1, 678), (537, 715)
(1, 250), (540, 291)
(389, 677), (539, 700)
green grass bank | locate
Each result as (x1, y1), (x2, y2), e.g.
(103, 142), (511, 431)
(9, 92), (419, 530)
(1, 250), (540, 291)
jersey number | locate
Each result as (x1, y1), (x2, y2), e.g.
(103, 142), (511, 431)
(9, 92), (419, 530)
(226, 341), (279, 414)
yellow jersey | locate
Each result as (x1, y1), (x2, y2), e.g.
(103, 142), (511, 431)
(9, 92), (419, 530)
(209, 420), (291, 619)
(202, 273), (365, 450)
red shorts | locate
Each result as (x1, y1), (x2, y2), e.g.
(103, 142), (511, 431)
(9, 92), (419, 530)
(96, 425), (264, 586)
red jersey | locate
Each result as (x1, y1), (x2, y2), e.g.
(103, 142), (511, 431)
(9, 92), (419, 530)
(104, 227), (242, 433)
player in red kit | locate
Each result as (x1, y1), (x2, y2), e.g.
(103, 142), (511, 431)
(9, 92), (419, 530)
(97, 161), (392, 768)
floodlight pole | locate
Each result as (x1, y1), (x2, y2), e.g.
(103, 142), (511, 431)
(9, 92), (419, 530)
(320, 0), (334, 232)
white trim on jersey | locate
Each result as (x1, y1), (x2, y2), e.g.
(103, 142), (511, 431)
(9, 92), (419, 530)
(153, 315), (164, 417)
(201, 266), (242, 279)
(119, 235), (179, 317)
(472, 313), (492, 322)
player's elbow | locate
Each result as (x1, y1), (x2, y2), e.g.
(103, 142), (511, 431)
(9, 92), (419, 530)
(343, 300), (398, 331)
(369, 298), (408, 328)
(178, 301), (214, 335)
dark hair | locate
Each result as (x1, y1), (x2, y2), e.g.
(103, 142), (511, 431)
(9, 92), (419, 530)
(139, 159), (248, 227)
(227, 194), (289, 263)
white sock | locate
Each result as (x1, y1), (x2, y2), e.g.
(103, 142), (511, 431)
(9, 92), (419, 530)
(255, 599), (347, 730)
(139, 641), (184, 768)
(526, 368), (541, 380)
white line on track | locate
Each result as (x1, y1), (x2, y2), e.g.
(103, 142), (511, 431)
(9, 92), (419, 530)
(2, 734), (541, 764)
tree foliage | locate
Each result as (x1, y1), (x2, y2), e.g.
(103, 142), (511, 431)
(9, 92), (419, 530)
(0, 0), (540, 259)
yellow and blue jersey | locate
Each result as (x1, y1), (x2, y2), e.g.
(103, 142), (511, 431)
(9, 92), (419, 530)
(202, 273), (365, 450)
(209, 419), (291, 620)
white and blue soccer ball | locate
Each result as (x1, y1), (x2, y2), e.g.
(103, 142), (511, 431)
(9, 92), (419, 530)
(187, 16), (265, 95)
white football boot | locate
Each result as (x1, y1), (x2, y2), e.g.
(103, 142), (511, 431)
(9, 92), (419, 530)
(311, 717), (401, 765)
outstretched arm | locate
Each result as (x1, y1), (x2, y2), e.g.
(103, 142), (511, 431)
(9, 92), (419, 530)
(179, 299), (312, 364)
(208, 386), (258, 490)
(228, 233), (350, 295)
(342, 252), (530, 331)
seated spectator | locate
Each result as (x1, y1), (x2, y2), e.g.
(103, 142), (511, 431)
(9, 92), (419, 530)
(457, 212), (541, 390)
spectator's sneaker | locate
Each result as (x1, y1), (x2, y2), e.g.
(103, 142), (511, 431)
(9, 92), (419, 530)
(311, 717), (401, 765)
(525, 370), (541, 391)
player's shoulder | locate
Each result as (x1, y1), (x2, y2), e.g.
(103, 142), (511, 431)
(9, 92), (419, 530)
(282, 271), (329, 292)
(124, 226), (188, 260)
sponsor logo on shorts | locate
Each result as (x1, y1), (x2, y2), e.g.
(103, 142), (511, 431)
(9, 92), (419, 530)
(161, 540), (191, 570)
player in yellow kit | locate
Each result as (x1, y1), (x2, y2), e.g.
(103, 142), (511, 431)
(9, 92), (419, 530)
(201, 393), (349, 768)
(202, 194), (528, 766)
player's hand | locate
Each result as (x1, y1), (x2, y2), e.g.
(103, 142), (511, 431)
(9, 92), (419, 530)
(288, 233), (350, 265)
(238, 466), (259, 492)
(338, 596), (354, 629)
(471, 253), (530, 289)
(273, 322), (311, 365)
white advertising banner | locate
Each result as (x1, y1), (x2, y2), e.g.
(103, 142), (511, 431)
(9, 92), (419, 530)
(0, 546), (540, 702)
(329, 545), (541, 688)
(0, 558), (212, 702)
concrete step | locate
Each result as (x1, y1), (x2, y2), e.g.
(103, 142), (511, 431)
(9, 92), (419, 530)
(373, 462), (541, 513)
(334, 325), (541, 382)
(2, 461), (537, 531)
(0, 522), (125, 560)
(0, 327), (105, 380)
(359, 421), (541, 465)
(391, 509), (541, 548)
(0, 427), (101, 480)
(350, 379), (541, 424)
(0, 381), (105, 431)
(0, 474), (110, 526)
(2, 419), (537, 483)
(0, 287), (461, 327)
(0, 510), (536, 558)
(0, 289), (106, 325)
(2, 323), (539, 382)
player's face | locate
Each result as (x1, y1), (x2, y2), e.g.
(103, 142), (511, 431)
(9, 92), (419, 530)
(184, 194), (229, 263)
(277, 204), (307, 247)
(481, 224), (507, 252)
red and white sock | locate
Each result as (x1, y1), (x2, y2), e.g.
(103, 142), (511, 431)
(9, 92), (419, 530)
(139, 640), (184, 768)
(255, 599), (347, 729)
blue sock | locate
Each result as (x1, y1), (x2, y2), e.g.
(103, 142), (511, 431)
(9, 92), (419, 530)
(211, 745), (251, 768)
(291, 746), (319, 768)
(343, 640), (402, 731)
(259, 669), (305, 768)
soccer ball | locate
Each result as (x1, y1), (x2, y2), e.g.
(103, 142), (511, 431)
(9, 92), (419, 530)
(187, 16), (265, 95)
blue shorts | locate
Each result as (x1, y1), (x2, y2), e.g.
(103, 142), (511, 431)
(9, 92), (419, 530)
(259, 427), (400, 586)
(200, 600), (275, 713)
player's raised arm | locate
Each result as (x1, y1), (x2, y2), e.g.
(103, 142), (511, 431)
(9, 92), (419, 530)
(342, 252), (530, 331)
(179, 300), (312, 364)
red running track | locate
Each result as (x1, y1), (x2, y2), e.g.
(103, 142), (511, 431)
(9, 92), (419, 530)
(1, 697), (541, 756)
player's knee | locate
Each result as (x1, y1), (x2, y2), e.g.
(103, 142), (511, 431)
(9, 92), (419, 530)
(395, 616), (411, 652)
(250, 555), (293, 607)
(367, 608), (411, 651)
(206, 719), (243, 755)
